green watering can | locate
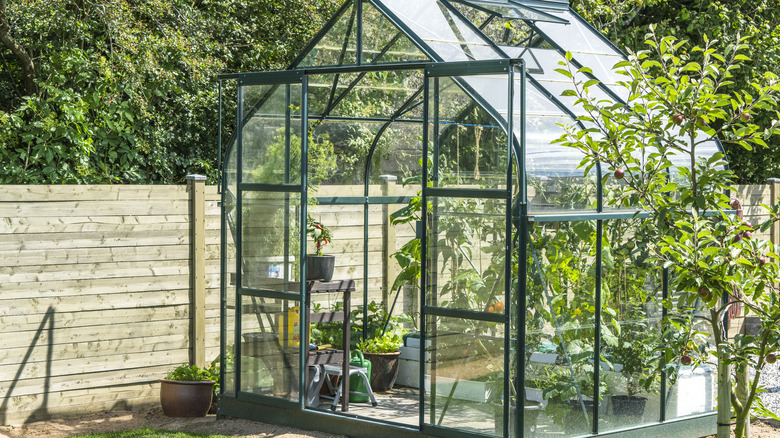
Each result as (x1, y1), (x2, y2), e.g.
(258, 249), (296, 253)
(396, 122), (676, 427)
(349, 349), (371, 403)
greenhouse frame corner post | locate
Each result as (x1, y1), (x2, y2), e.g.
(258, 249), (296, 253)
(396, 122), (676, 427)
(299, 75), (310, 412)
(502, 62), (516, 438)
(418, 72), (430, 431)
(218, 78), (226, 409)
(593, 160), (604, 435)
(234, 82), (245, 397)
(515, 63), (527, 438)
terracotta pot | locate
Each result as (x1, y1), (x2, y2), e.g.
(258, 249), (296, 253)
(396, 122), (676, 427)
(306, 255), (335, 282)
(159, 379), (215, 417)
(363, 351), (401, 392)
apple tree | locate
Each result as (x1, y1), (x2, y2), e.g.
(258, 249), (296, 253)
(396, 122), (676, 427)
(556, 26), (780, 438)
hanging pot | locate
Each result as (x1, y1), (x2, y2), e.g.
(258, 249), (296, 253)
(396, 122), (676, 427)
(306, 254), (335, 282)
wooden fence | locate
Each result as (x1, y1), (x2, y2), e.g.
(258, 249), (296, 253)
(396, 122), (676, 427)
(0, 178), (221, 425)
(0, 181), (777, 425)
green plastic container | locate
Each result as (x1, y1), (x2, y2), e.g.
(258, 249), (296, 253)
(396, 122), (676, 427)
(349, 349), (371, 402)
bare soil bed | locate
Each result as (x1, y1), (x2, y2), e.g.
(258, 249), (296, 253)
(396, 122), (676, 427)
(0, 408), (344, 438)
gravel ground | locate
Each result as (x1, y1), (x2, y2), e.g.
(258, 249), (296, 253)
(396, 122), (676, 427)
(1, 366), (779, 438)
(754, 360), (780, 415)
(0, 408), (344, 438)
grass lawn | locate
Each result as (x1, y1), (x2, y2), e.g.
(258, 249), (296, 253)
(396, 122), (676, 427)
(70, 429), (236, 438)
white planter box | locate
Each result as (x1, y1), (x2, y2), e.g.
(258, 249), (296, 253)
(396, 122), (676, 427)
(529, 352), (557, 364)
(405, 337), (432, 349)
(426, 377), (494, 403)
(396, 357), (421, 388)
(399, 345), (430, 361)
(524, 387), (548, 409)
(666, 365), (715, 417)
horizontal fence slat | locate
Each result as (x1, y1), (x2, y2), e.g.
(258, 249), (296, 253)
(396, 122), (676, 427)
(0, 185), (188, 201)
(0, 290), (192, 316)
(0, 334), (190, 366)
(4, 200), (189, 217)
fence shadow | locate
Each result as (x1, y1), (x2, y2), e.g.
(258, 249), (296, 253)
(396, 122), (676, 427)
(0, 306), (55, 425)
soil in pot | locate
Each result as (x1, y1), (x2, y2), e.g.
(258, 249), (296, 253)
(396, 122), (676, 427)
(306, 255), (335, 282)
(363, 351), (401, 392)
(611, 395), (647, 418)
(160, 380), (215, 417)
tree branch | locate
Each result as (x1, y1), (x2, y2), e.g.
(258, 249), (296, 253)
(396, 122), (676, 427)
(0, 0), (37, 95)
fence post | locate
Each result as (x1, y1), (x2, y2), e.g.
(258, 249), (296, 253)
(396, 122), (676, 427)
(768, 179), (780, 250)
(381, 175), (398, 313)
(187, 174), (207, 367)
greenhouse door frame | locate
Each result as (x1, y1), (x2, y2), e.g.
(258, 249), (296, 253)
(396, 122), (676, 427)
(232, 70), (310, 412)
(219, 58), (527, 438)
(420, 60), (521, 438)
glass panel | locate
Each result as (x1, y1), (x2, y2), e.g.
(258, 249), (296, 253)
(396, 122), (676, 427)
(523, 48), (617, 110)
(362, 2), (430, 64)
(298, 4), (357, 67)
(449, 2), (537, 48)
(425, 314), (505, 436)
(534, 10), (631, 101)
(306, 198), (365, 291)
(535, 9), (621, 57)
(459, 0), (564, 22)
(432, 75), (509, 189)
(526, 123), (598, 212)
(426, 196), (507, 312)
(525, 221), (598, 437)
(315, 70), (425, 121)
(241, 84), (302, 185)
(308, 120), (378, 186)
(223, 179), (238, 396)
(239, 295), (301, 401)
(510, 74), (598, 212)
(601, 219), (663, 431)
(665, 289), (717, 420)
(241, 192), (302, 292)
(381, 0), (500, 61)
(367, 121), (424, 190)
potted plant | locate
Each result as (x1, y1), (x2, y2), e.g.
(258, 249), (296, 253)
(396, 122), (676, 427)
(306, 214), (334, 282)
(357, 329), (403, 391)
(160, 363), (218, 417)
(607, 314), (659, 419)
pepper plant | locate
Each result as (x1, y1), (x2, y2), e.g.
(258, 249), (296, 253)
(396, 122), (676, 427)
(556, 26), (780, 438)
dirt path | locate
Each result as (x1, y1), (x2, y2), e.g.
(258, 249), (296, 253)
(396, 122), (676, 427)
(0, 408), (344, 438)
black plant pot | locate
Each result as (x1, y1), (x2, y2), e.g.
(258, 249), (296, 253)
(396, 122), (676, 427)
(611, 395), (647, 418)
(306, 255), (335, 282)
(564, 399), (595, 433)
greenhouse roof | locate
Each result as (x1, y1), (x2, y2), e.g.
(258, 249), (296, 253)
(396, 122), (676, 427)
(274, 0), (722, 181)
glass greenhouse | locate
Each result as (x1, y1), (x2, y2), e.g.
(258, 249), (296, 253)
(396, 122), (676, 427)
(217, 1), (722, 437)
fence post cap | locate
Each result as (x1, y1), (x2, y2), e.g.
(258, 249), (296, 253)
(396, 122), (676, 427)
(379, 174), (398, 182)
(186, 174), (207, 181)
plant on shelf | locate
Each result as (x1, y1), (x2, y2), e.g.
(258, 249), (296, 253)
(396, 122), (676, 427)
(306, 214), (335, 282)
(159, 362), (218, 418)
